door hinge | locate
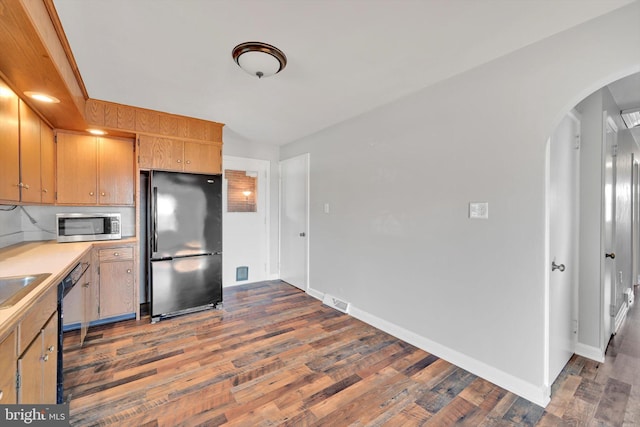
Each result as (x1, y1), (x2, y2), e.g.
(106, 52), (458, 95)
(612, 144), (618, 157)
(55, 192), (57, 201)
(97, 266), (100, 275)
(574, 134), (580, 150)
(54, 134), (57, 143)
(16, 372), (21, 390)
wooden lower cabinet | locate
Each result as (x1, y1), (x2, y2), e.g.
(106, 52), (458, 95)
(0, 330), (17, 404)
(97, 244), (136, 320)
(18, 313), (58, 404)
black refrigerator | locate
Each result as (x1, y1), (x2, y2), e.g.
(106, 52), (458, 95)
(148, 171), (222, 322)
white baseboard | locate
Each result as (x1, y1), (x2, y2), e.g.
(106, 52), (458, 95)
(574, 342), (605, 363)
(613, 303), (628, 335)
(349, 304), (550, 408)
(306, 287), (324, 301)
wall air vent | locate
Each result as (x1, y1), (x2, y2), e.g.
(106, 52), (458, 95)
(322, 294), (350, 314)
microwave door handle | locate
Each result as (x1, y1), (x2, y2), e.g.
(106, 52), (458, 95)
(153, 186), (158, 253)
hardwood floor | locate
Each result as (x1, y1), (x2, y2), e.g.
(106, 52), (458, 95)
(63, 281), (639, 426)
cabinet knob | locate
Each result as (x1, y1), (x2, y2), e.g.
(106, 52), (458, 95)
(42, 354), (49, 362)
(90, 191), (95, 196)
(114, 252), (119, 256)
(186, 160), (191, 164)
(48, 345), (55, 353)
(127, 269), (131, 274)
(42, 188), (48, 193)
(23, 183), (29, 190)
(177, 159), (182, 163)
(101, 192), (106, 196)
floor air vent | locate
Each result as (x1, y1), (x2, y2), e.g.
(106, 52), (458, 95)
(322, 294), (350, 314)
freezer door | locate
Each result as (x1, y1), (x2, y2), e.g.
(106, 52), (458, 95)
(150, 171), (222, 258)
(150, 254), (222, 319)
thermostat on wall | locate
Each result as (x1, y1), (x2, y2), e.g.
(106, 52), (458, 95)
(469, 202), (489, 219)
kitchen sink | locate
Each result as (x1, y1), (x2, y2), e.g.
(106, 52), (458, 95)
(0, 273), (52, 309)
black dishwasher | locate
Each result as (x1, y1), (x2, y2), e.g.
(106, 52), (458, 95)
(57, 259), (90, 404)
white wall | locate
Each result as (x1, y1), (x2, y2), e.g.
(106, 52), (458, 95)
(223, 128), (280, 276)
(280, 3), (640, 406)
(0, 207), (23, 248)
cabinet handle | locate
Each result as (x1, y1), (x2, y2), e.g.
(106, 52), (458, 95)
(114, 252), (119, 256)
(177, 159), (182, 163)
(90, 191), (95, 196)
(127, 269), (131, 274)
(101, 192), (106, 196)
(23, 183), (29, 190)
(48, 345), (55, 353)
(42, 354), (49, 362)
(83, 282), (90, 288)
(42, 188), (48, 193)
(186, 160), (191, 164)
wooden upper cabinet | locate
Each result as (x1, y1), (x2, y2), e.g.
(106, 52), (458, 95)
(19, 101), (42, 202)
(57, 132), (134, 206)
(98, 137), (134, 205)
(139, 135), (221, 174)
(184, 141), (221, 174)
(138, 135), (183, 170)
(0, 81), (20, 202)
(40, 124), (55, 204)
(56, 133), (98, 204)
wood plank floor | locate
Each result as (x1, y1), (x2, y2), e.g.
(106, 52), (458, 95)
(63, 281), (639, 426)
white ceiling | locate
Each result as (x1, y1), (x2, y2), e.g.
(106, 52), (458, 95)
(53, 0), (636, 146)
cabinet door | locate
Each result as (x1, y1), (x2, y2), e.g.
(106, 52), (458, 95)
(41, 314), (58, 404)
(40, 124), (56, 204)
(98, 137), (134, 205)
(56, 133), (97, 204)
(184, 141), (221, 174)
(19, 101), (42, 203)
(99, 260), (135, 318)
(138, 135), (183, 171)
(0, 80), (20, 202)
(0, 331), (17, 405)
(81, 278), (97, 345)
(17, 335), (42, 403)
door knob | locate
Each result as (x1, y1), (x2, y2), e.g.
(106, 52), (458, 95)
(299, 232), (306, 237)
(552, 261), (565, 272)
(605, 252), (615, 259)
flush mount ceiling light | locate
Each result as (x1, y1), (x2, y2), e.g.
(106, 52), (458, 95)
(232, 41), (287, 79)
(621, 108), (640, 129)
(24, 91), (60, 103)
(87, 129), (107, 136)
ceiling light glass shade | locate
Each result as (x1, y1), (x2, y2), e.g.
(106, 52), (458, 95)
(621, 108), (640, 129)
(232, 42), (287, 78)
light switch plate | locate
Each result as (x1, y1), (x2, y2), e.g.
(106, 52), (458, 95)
(469, 202), (489, 219)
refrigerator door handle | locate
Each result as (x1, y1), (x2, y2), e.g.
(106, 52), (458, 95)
(152, 186), (158, 253)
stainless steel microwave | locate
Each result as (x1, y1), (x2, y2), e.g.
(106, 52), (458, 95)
(56, 213), (121, 243)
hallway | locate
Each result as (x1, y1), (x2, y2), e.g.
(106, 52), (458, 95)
(545, 285), (640, 425)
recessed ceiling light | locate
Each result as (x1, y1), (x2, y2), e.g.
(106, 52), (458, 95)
(232, 41), (287, 79)
(24, 91), (60, 103)
(621, 108), (640, 129)
(87, 129), (107, 135)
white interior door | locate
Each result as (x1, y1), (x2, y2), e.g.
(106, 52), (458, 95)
(548, 112), (580, 384)
(222, 156), (269, 286)
(603, 117), (617, 341)
(280, 154), (309, 290)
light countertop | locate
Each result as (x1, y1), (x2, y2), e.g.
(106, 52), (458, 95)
(0, 238), (137, 340)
